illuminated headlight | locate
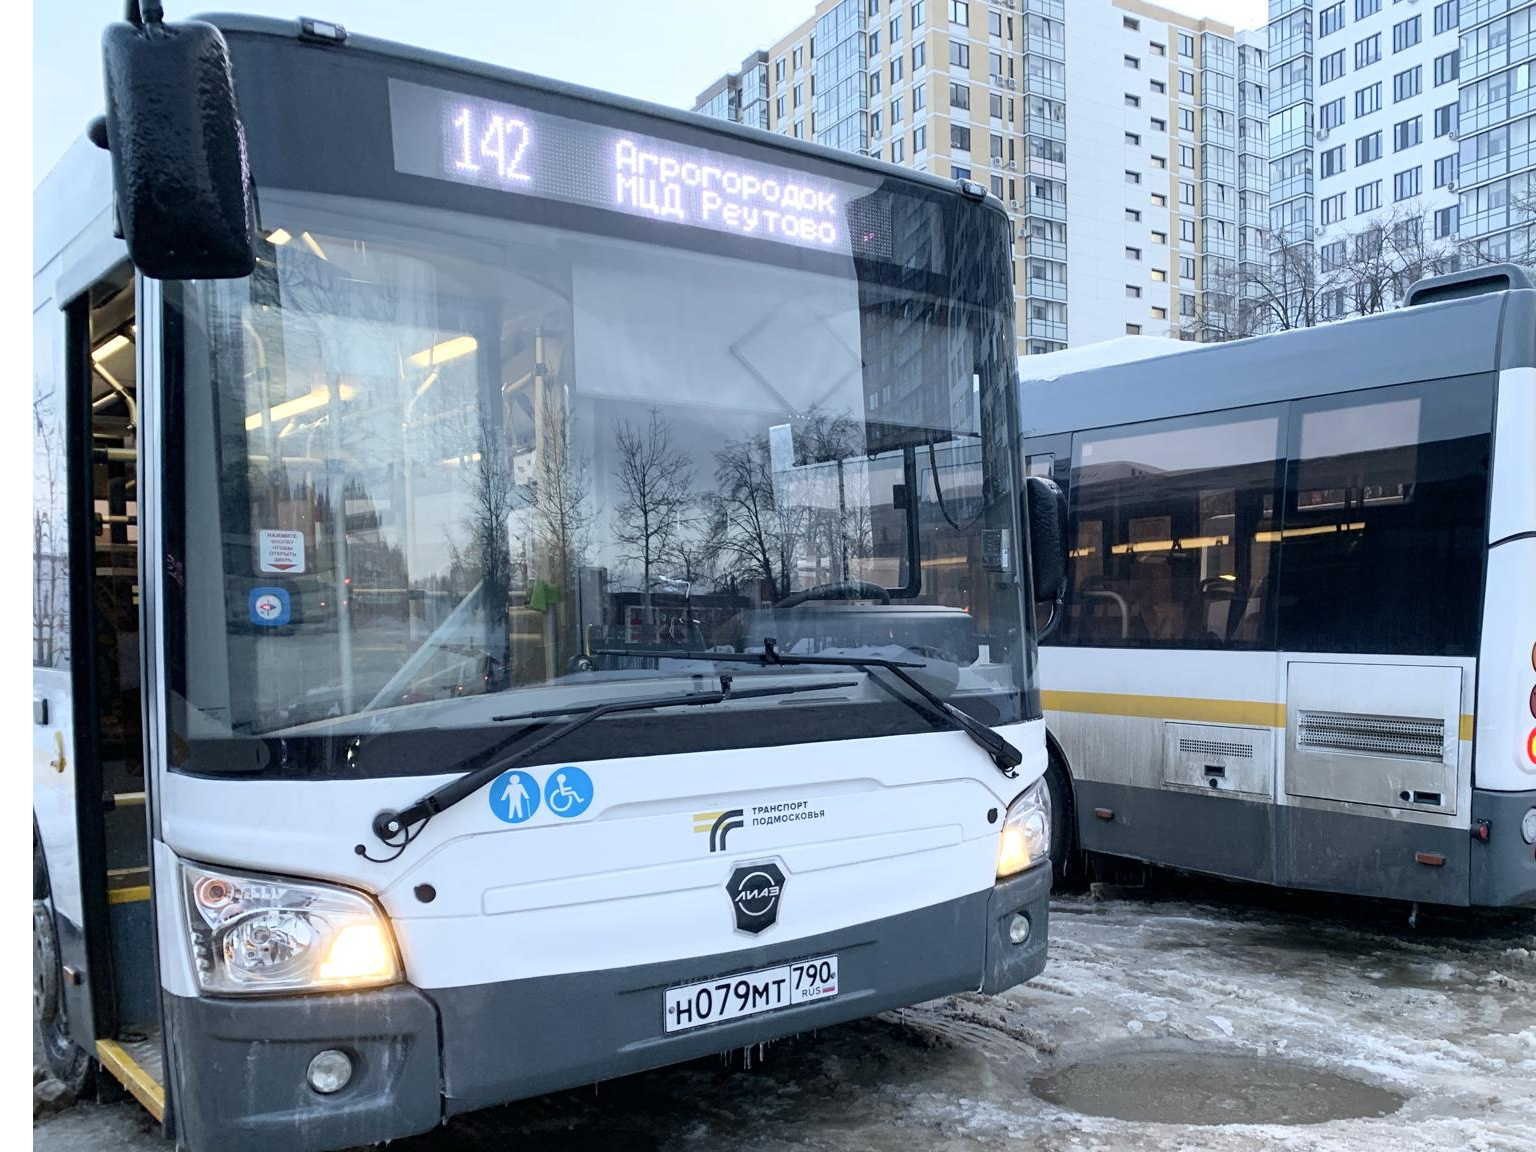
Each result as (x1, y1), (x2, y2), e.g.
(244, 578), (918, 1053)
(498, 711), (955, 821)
(1521, 808), (1536, 846)
(181, 862), (399, 994)
(997, 779), (1052, 878)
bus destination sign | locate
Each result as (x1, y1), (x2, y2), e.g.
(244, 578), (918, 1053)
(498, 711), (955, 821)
(388, 79), (868, 254)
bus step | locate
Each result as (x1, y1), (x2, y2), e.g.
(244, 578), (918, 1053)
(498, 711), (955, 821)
(97, 1028), (164, 1122)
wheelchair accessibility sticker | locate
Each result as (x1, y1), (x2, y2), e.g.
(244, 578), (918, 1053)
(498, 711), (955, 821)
(487, 766), (593, 824)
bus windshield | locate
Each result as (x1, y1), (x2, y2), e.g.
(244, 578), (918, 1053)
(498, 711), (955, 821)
(165, 180), (1024, 771)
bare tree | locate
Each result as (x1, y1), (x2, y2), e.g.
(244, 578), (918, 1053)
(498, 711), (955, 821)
(32, 386), (68, 668)
(611, 407), (695, 604)
(710, 433), (798, 602)
(524, 392), (594, 659)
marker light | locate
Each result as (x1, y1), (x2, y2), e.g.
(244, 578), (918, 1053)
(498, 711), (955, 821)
(181, 862), (399, 995)
(1527, 728), (1536, 766)
(997, 779), (1052, 878)
(1521, 808), (1536, 846)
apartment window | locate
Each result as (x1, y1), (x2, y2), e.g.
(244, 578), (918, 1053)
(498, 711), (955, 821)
(1394, 166), (1422, 201)
(1151, 117), (1167, 132)
(1151, 42), (1167, 58)
(1126, 170), (1142, 184)
(776, 95), (786, 118)
(912, 0), (925, 29)
(914, 41), (926, 69)
(1125, 55), (1141, 70)
(1356, 0), (1380, 17)
(1127, 246), (1143, 260)
(1180, 181), (1196, 205)
(871, 30), (881, 55)
(1392, 16), (1420, 54)
(1394, 66), (1421, 102)
(1179, 219), (1196, 243)
(1151, 79), (1167, 94)
(1434, 102), (1456, 137)
(1433, 2), (1458, 37)
(892, 57), (904, 82)
(1322, 143), (1347, 177)
(1124, 15), (1140, 31)
(989, 92), (1002, 117)
(1356, 83), (1382, 117)
(951, 164), (971, 179)
(1356, 180), (1381, 213)
(951, 124), (972, 150)
(871, 70), (883, 96)
(948, 0), (967, 26)
(1151, 192), (1169, 207)
(1321, 97), (1346, 131)
(1154, 267), (1171, 283)
(1179, 144), (1195, 169)
(1177, 257), (1194, 279)
(1178, 32), (1194, 58)
(914, 124), (927, 154)
(1126, 93), (1142, 107)
(793, 46), (804, 69)
(793, 121), (804, 138)
(1434, 204), (1458, 237)
(988, 9), (1002, 36)
(914, 83), (926, 110)
(891, 137), (906, 162)
(1434, 153), (1457, 187)
(1126, 284), (1143, 298)
(890, 95), (904, 124)
(872, 148), (883, 161)
(1322, 191), (1347, 223)
(1151, 155), (1168, 169)
(870, 0), (880, 13)
(950, 40), (969, 68)
(1152, 230), (1168, 245)
(1357, 131), (1382, 164)
(990, 133), (1003, 160)
(1355, 34), (1380, 70)
(775, 58), (786, 82)
(1393, 115), (1421, 151)
(1180, 293), (1196, 317)
(1321, 50), (1346, 85)
(794, 83), (803, 108)
(1321, 239), (1347, 270)
(990, 174), (1004, 197)
(989, 50), (1004, 78)
(1434, 51), (1458, 86)
(1179, 70), (1194, 95)
(1152, 306), (1169, 320)
(1320, 2), (1345, 37)
(950, 81), (970, 109)
(891, 14), (902, 41)
(1126, 131), (1142, 146)
(1179, 108), (1195, 133)
(1126, 324), (1144, 335)
(872, 109), (883, 135)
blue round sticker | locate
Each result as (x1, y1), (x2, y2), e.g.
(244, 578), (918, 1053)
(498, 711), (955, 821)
(543, 766), (593, 819)
(489, 769), (541, 824)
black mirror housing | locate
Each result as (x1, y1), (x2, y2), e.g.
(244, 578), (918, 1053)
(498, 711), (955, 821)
(101, 18), (255, 280)
(1026, 475), (1068, 606)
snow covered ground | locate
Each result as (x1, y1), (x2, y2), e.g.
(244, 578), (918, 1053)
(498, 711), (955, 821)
(35, 875), (1536, 1151)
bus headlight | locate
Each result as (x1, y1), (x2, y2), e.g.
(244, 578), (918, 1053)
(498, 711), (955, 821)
(181, 862), (400, 994)
(997, 779), (1052, 878)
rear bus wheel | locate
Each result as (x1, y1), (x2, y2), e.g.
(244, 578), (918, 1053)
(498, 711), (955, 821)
(33, 844), (94, 1096)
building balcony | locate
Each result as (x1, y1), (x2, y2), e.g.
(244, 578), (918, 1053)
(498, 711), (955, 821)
(1024, 196), (1068, 222)
(1024, 316), (1068, 343)
(1202, 237), (1238, 260)
(1460, 27), (1536, 84)
(1023, 235), (1067, 262)
(1026, 34), (1065, 62)
(1022, 0), (1065, 18)
(1026, 154), (1066, 181)
(1461, 0), (1536, 29)
(1240, 206), (1270, 230)
(1202, 126), (1236, 150)
(1023, 71), (1066, 102)
(1271, 173), (1314, 203)
(1025, 278), (1069, 302)
(1026, 115), (1067, 141)
(1268, 30), (1313, 66)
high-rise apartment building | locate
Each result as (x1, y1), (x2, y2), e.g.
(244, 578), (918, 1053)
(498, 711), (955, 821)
(691, 0), (1268, 354)
(1268, 0), (1536, 317)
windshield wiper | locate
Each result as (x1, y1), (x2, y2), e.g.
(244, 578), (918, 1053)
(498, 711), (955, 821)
(590, 637), (1022, 778)
(360, 675), (856, 859)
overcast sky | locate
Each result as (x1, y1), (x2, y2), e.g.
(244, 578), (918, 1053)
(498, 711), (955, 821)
(33, 0), (1269, 181)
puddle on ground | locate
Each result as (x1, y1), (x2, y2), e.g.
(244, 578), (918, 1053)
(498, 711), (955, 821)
(1030, 1050), (1405, 1126)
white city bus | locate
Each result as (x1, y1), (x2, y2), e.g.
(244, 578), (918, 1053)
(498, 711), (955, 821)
(1021, 265), (1536, 908)
(32, 10), (1068, 1150)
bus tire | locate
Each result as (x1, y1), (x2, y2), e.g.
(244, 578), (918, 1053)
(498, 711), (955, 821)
(1044, 750), (1080, 888)
(33, 840), (94, 1097)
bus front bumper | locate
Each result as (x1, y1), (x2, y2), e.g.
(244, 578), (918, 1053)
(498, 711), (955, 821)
(163, 866), (1050, 1150)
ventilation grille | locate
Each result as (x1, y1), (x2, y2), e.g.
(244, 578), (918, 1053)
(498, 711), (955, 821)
(1178, 737), (1255, 759)
(1296, 711), (1445, 761)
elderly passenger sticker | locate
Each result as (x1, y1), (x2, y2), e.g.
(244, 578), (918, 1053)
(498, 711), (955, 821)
(663, 954), (839, 1033)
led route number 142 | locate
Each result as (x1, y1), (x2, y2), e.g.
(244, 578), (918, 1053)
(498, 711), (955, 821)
(452, 106), (531, 183)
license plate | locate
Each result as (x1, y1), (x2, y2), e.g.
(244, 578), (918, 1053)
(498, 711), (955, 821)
(663, 955), (839, 1033)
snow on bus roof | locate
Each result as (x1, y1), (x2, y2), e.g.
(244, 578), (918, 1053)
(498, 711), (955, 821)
(1015, 336), (1192, 383)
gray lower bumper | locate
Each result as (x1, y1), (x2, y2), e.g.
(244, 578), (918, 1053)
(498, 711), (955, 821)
(161, 871), (1051, 1149)
(1471, 788), (1536, 908)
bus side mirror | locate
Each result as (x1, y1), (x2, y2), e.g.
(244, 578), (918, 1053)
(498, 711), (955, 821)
(1027, 475), (1068, 606)
(101, 15), (255, 280)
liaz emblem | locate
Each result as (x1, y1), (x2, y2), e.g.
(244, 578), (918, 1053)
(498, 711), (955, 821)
(727, 862), (784, 935)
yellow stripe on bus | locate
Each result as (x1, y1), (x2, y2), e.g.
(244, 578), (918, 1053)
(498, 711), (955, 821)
(96, 1040), (164, 1122)
(107, 885), (151, 905)
(1041, 689), (1475, 740)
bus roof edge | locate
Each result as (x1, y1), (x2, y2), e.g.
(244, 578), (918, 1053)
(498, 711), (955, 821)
(1404, 263), (1534, 308)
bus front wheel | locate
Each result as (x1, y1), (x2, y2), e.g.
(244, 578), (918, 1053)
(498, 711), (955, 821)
(1044, 752), (1080, 888)
(33, 842), (94, 1096)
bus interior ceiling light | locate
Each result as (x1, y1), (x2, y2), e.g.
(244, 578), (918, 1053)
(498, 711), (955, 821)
(409, 335), (477, 368)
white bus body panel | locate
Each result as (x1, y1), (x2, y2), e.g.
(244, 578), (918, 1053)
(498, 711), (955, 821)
(1488, 367), (1535, 546)
(157, 723), (1042, 991)
(1476, 538), (1536, 792)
